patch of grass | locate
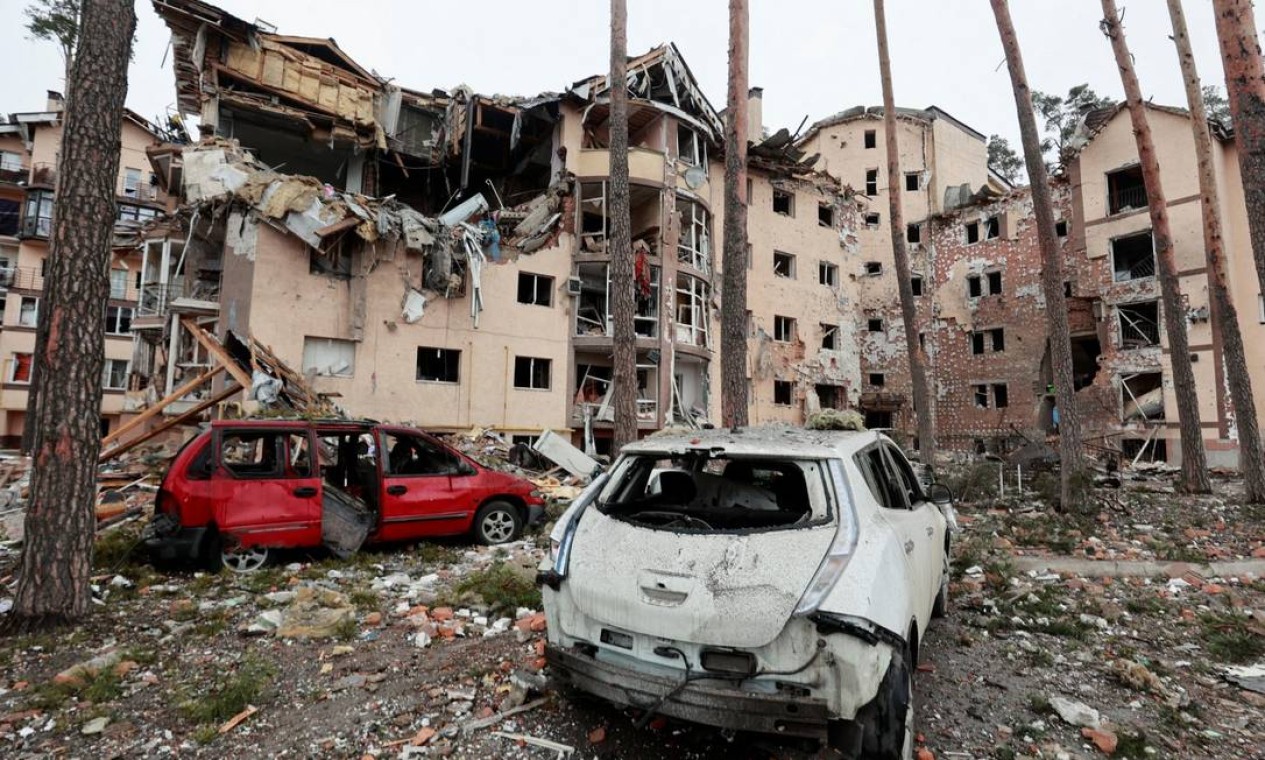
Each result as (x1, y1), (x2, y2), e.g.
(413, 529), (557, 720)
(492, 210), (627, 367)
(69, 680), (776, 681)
(234, 567), (289, 595)
(193, 609), (231, 638)
(192, 724), (220, 745)
(80, 670), (123, 704)
(334, 616), (358, 642)
(1201, 613), (1265, 663)
(1026, 648), (1055, 667)
(180, 655), (275, 726)
(94, 526), (145, 570)
(27, 667), (123, 711)
(27, 683), (72, 710)
(1125, 595), (1166, 615)
(451, 562), (541, 615)
(414, 542), (461, 568)
(1027, 693), (1052, 715)
(940, 462), (1000, 503)
(1155, 542), (1206, 563)
(1114, 730), (1151, 759)
(347, 589), (380, 611)
(1032, 618), (1092, 639)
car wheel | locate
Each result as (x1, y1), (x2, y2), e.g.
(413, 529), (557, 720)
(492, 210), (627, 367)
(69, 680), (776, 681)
(932, 555), (950, 618)
(854, 644), (913, 760)
(221, 544), (270, 574)
(473, 501), (522, 545)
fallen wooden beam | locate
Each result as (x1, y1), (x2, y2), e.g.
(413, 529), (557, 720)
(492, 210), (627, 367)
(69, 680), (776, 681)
(181, 318), (254, 391)
(101, 364), (226, 447)
(99, 383), (243, 462)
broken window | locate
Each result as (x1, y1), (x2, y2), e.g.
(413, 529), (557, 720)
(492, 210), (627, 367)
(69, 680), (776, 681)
(1122, 436), (1167, 463)
(967, 272), (1001, 297)
(864, 129), (877, 149)
(819, 261), (838, 286)
(987, 271), (1002, 295)
(816, 384), (845, 410)
(514, 356), (552, 390)
(984, 216), (1000, 240)
(1064, 280), (1074, 298)
(416, 347), (460, 383)
(821, 323), (840, 350)
(574, 262), (659, 339)
(9, 352), (31, 383)
(219, 431), (288, 479)
(773, 251), (796, 279)
(772, 189), (794, 216)
(102, 358), (128, 390)
(865, 409), (892, 428)
(517, 272), (554, 307)
(1112, 230), (1155, 282)
(868, 372), (886, 387)
(868, 318), (884, 333)
(973, 384), (989, 408)
(864, 261), (883, 276)
(911, 275), (924, 296)
(105, 305), (133, 335)
(906, 223), (921, 244)
(905, 172), (920, 192)
(864, 212), (881, 227)
(865, 169), (879, 196)
(1107, 165), (1147, 215)
(774, 380), (794, 406)
(967, 275), (982, 298)
(22, 190), (53, 237)
(677, 123), (707, 168)
(678, 198), (712, 272)
(1070, 334), (1102, 390)
(123, 167), (141, 197)
(18, 296), (38, 327)
(993, 383), (1009, 408)
(818, 203), (835, 227)
(1056, 220), (1069, 238)
(774, 315), (796, 342)
(675, 273), (710, 347)
(303, 337), (355, 378)
(965, 221), (980, 244)
(1121, 372), (1164, 421)
(309, 238), (353, 279)
(1118, 300), (1160, 348)
(971, 328), (1005, 354)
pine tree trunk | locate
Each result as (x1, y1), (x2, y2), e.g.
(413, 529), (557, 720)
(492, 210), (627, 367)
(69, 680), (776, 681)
(608, 0), (637, 452)
(1212, 0), (1265, 303)
(720, 0), (750, 429)
(1101, 0), (1211, 493)
(874, 0), (936, 467)
(989, 0), (1088, 512)
(5, 0), (136, 631)
(1168, 0), (1265, 502)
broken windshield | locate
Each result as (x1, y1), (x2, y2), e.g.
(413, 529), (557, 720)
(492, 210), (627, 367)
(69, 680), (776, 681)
(595, 452), (832, 532)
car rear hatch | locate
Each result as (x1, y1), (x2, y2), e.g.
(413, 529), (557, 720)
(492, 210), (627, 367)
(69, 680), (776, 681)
(561, 452), (843, 649)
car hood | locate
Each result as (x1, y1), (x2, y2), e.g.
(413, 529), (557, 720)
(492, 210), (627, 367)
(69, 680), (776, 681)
(564, 511), (836, 648)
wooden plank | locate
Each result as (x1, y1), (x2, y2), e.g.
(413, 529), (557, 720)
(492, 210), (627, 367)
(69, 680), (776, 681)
(101, 364), (225, 447)
(182, 319), (254, 391)
(99, 383), (242, 463)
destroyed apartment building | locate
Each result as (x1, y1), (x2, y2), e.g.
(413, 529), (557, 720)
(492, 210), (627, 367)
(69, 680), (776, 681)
(0, 0), (1259, 469)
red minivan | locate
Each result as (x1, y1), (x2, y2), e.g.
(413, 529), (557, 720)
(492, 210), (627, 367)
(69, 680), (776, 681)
(143, 419), (546, 572)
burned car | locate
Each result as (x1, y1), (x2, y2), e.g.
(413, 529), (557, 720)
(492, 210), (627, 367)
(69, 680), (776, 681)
(538, 427), (954, 758)
(145, 419), (545, 572)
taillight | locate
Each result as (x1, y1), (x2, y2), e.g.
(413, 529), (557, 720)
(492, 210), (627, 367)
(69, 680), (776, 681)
(793, 459), (859, 616)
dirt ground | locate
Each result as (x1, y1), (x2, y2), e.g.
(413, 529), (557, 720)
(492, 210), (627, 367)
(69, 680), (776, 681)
(0, 474), (1262, 759)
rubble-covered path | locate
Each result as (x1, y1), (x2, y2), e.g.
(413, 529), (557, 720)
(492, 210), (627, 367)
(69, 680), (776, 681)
(1, 475), (1263, 759)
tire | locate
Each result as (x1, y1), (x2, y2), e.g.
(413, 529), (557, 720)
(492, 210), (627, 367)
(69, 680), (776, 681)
(932, 555), (950, 618)
(853, 644), (914, 760)
(473, 500), (522, 545)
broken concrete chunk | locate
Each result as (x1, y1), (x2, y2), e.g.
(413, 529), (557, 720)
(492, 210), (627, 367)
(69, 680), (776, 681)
(1048, 696), (1100, 729)
(402, 289), (426, 324)
(81, 716), (110, 735)
(275, 586), (355, 639)
(53, 650), (122, 688)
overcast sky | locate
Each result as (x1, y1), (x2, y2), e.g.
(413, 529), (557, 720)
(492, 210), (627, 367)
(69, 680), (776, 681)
(0, 1), (1240, 153)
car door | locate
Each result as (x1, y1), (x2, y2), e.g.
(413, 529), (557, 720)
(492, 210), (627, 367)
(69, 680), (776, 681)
(375, 428), (468, 541)
(213, 427), (323, 548)
(881, 442), (943, 624)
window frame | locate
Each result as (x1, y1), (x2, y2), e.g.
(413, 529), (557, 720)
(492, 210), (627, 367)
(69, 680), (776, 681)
(773, 315), (797, 343)
(516, 271), (554, 307)
(102, 358), (129, 390)
(513, 356), (552, 391)
(416, 346), (461, 383)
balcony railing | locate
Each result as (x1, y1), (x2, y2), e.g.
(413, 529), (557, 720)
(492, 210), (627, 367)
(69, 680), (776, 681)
(137, 282), (185, 317)
(0, 266), (45, 291)
(30, 163), (56, 187)
(1109, 185), (1148, 215)
(120, 182), (161, 202)
(0, 165), (28, 184)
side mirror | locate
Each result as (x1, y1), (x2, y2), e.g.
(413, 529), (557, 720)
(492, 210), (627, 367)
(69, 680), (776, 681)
(926, 482), (954, 506)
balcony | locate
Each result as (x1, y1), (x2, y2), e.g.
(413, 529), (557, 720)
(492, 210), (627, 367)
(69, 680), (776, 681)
(120, 181), (162, 203)
(0, 266), (45, 291)
(575, 148), (669, 186)
(0, 164), (28, 185)
(29, 163), (56, 188)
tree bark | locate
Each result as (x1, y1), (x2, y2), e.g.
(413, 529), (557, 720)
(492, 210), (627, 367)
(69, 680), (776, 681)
(989, 0), (1088, 512)
(1212, 0), (1265, 303)
(873, 0), (936, 467)
(1168, 0), (1265, 502)
(5, 0), (136, 631)
(1101, 0), (1211, 493)
(720, 0), (750, 429)
(608, 0), (637, 452)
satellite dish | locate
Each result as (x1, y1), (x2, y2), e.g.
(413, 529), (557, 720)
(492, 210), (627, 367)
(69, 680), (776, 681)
(683, 166), (707, 190)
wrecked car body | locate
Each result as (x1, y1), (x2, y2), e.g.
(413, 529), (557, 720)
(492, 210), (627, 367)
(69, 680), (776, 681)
(539, 427), (952, 758)
(145, 419), (544, 572)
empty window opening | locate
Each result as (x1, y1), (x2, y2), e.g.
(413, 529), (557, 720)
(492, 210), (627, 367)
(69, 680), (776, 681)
(1118, 300), (1160, 348)
(773, 251), (796, 279)
(675, 273), (711, 347)
(417, 347), (461, 383)
(987, 271), (1002, 295)
(1121, 372), (1164, 422)
(678, 198), (712, 272)
(1069, 335), (1102, 390)
(514, 356), (552, 390)
(677, 124), (707, 168)
(517, 272), (554, 307)
(973, 384), (989, 408)
(575, 262), (659, 338)
(773, 189), (794, 216)
(816, 384), (845, 410)
(865, 169), (879, 196)
(303, 337), (355, 377)
(905, 172), (920, 192)
(910, 275), (924, 296)
(818, 203), (835, 227)
(918, 332), (926, 350)
(774, 315), (797, 342)
(1121, 436), (1167, 463)
(1055, 220), (1069, 238)
(864, 212), (881, 227)
(984, 216), (1000, 240)
(864, 261), (883, 276)
(821, 323), (840, 350)
(906, 223), (921, 244)
(105, 305), (133, 335)
(1064, 280), (1074, 298)
(868, 372), (886, 387)
(1112, 231), (1156, 282)
(1107, 165), (1148, 215)
(971, 327), (1005, 354)
(967, 275), (982, 298)
(774, 380), (794, 406)
(819, 261), (838, 286)
(864, 129), (877, 149)
(868, 318), (884, 333)
(993, 383), (1009, 408)
(965, 221), (980, 244)
(18, 296), (38, 327)
(864, 409), (892, 428)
